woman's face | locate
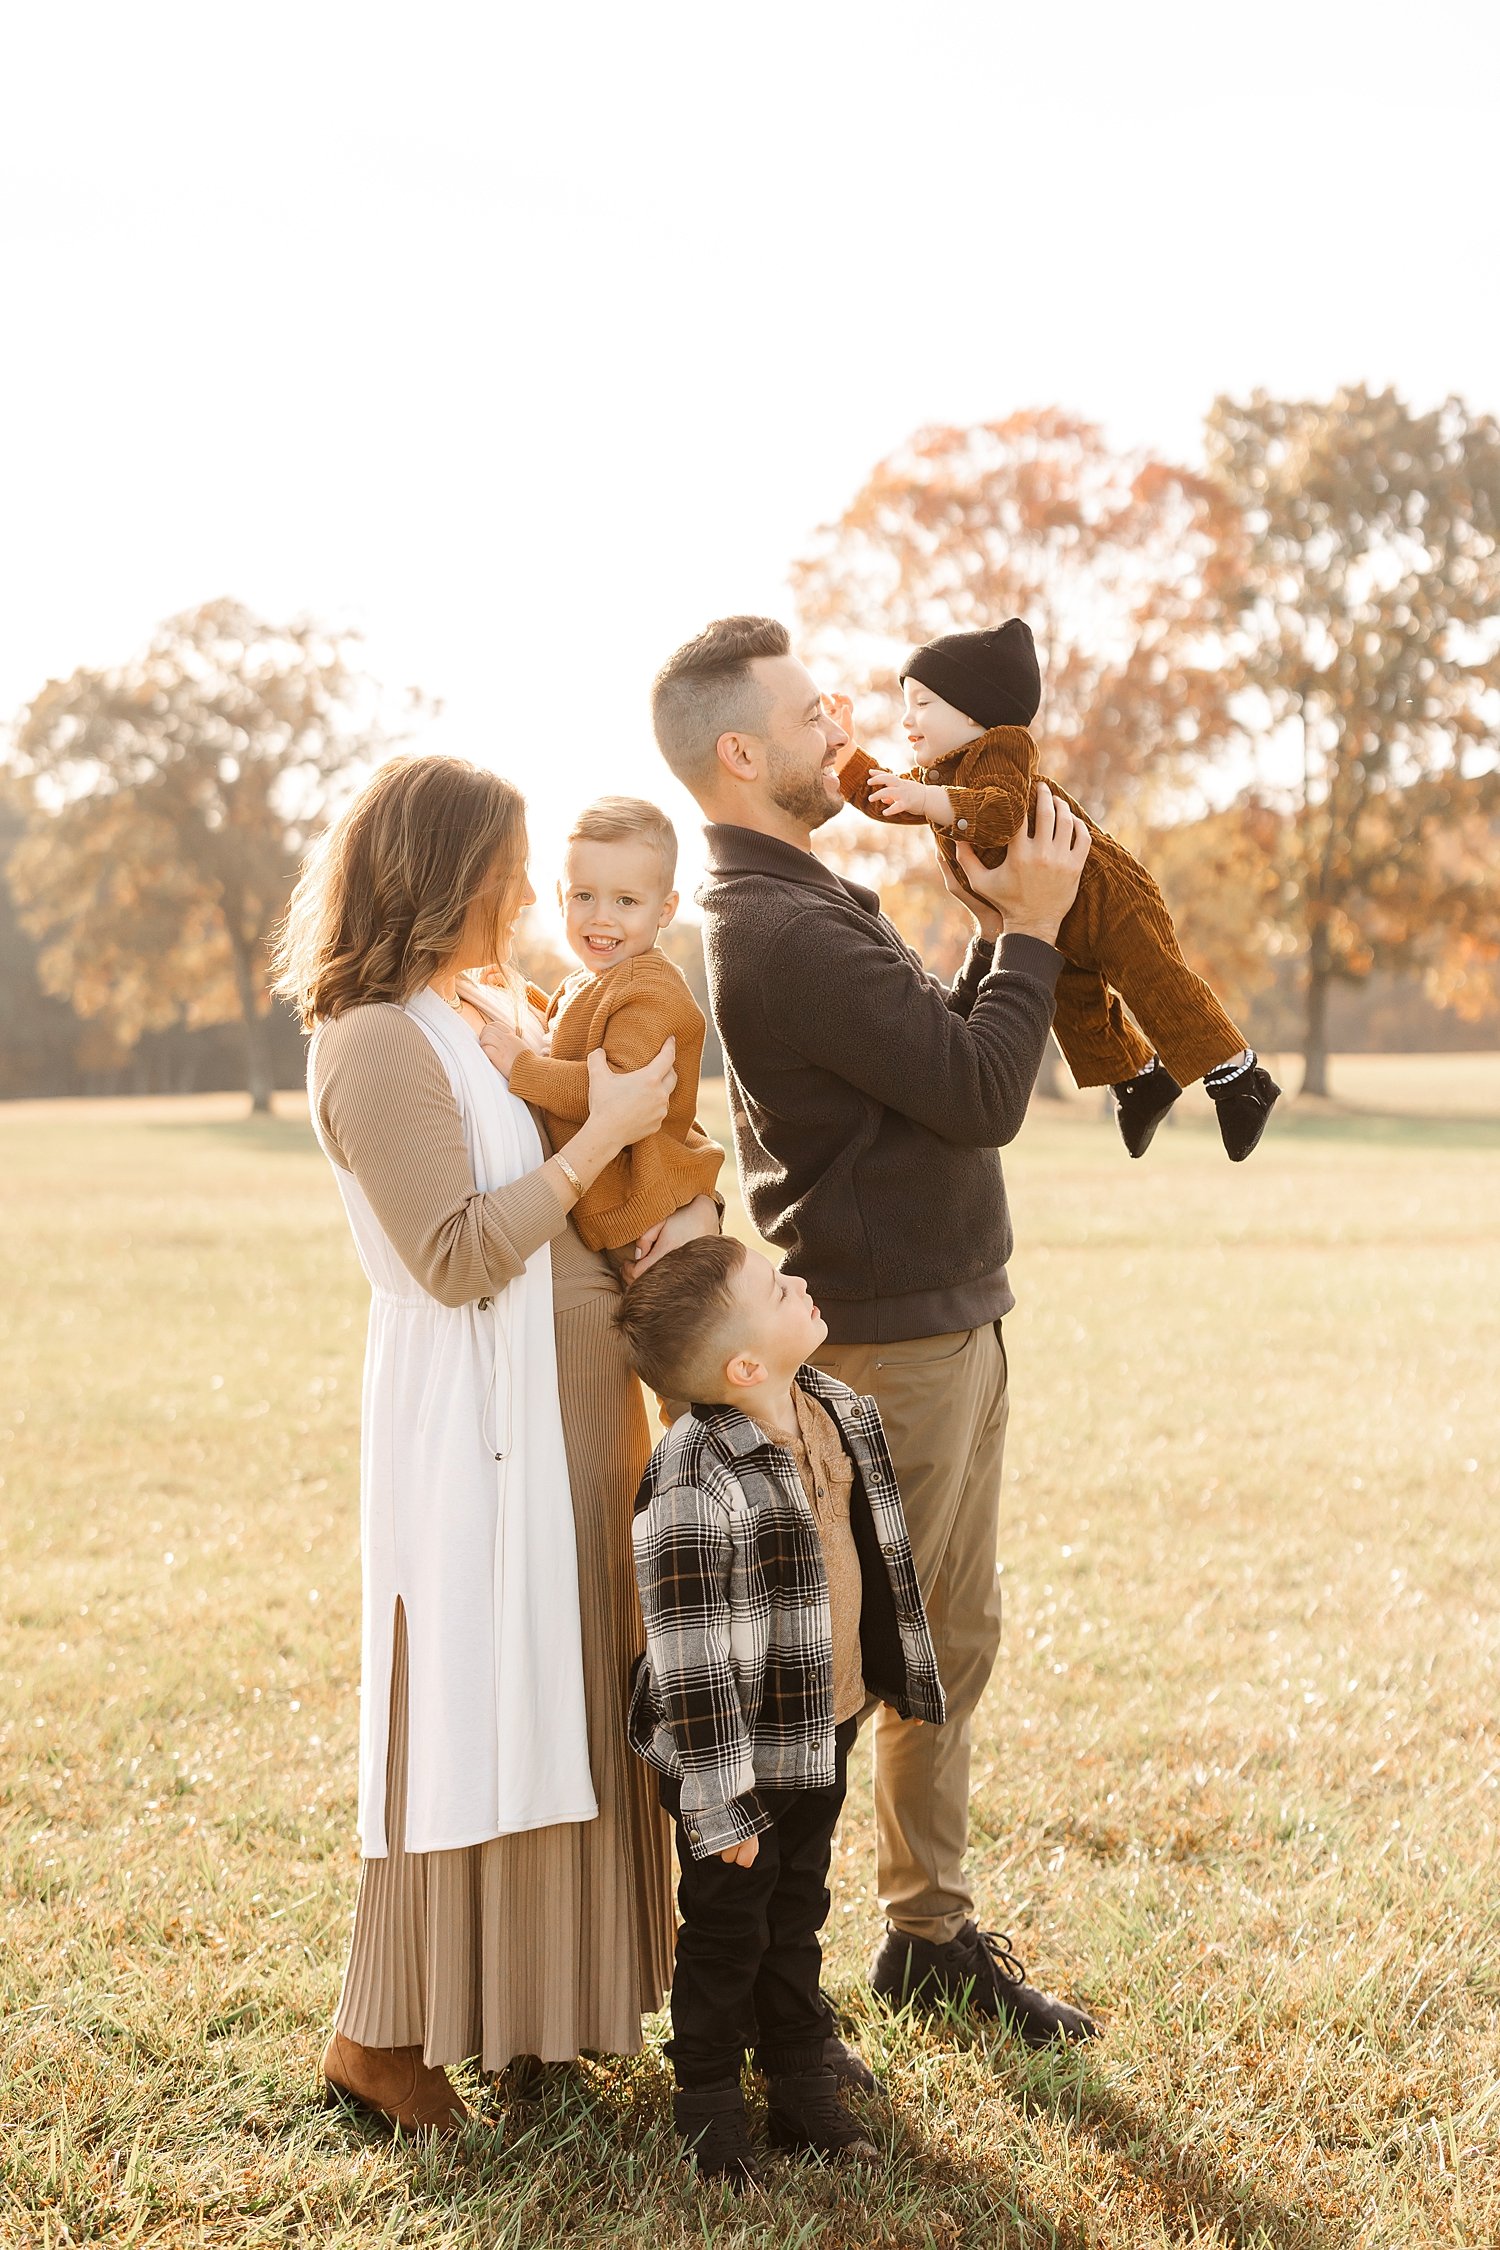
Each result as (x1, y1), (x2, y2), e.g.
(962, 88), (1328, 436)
(451, 837), (534, 974)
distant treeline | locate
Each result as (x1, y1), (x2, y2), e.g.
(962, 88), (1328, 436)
(0, 784), (1482, 1103)
(3, 386), (1496, 1106)
(0, 786), (724, 1099)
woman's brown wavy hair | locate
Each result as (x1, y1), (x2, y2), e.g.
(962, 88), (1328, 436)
(273, 754), (528, 1027)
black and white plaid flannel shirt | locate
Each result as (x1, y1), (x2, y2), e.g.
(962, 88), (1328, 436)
(628, 1364), (945, 1859)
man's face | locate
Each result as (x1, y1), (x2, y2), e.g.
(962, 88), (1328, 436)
(745, 653), (848, 830)
(902, 676), (983, 762)
(722, 1248), (828, 1388)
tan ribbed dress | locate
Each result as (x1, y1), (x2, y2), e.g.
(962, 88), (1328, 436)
(312, 1002), (674, 2070)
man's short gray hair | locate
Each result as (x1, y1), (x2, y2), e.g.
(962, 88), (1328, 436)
(651, 615), (791, 790)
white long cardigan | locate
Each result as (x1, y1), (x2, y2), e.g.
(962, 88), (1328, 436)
(311, 986), (597, 1856)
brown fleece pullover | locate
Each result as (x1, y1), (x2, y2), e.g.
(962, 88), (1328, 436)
(697, 824), (1064, 1343)
(508, 949), (723, 1254)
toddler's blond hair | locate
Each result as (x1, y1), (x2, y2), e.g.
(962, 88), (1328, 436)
(567, 796), (678, 888)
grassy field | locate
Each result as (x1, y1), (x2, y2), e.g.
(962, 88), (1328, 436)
(2, 1055), (1498, 2248)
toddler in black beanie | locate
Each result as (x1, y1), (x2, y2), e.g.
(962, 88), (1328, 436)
(835, 619), (1280, 1160)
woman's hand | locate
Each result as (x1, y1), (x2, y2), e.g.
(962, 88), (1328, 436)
(585, 1039), (676, 1151)
(627, 1193), (721, 1280)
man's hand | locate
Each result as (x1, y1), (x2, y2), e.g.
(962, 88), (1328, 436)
(954, 783), (1088, 946)
(477, 1019), (526, 1078)
(720, 1835), (760, 1868)
(627, 1193), (721, 1280)
(939, 850), (1004, 942)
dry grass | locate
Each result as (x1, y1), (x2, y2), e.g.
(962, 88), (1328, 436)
(2, 1056), (1497, 2247)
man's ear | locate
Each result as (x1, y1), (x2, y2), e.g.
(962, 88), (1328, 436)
(657, 889), (680, 932)
(714, 731), (760, 784)
(723, 1351), (766, 1392)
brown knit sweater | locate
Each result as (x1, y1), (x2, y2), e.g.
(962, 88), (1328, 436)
(509, 949), (723, 1254)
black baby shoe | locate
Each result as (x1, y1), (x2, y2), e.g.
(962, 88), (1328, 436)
(1205, 1058), (1281, 1161)
(1112, 1062), (1182, 1157)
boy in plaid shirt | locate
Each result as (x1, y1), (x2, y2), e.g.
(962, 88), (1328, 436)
(618, 1236), (944, 2190)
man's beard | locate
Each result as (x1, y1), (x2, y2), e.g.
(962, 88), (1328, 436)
(765, 743), (841, 831)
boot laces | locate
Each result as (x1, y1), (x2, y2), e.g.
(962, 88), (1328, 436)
(963, 1926), (1028, 1987)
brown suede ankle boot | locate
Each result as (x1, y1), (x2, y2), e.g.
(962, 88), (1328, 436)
(321, 2032), (469, 2136)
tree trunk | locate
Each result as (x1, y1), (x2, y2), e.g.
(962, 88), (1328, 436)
(227, 929), (275, 1113)
(1302, 959), (1332, 1098)
(243, 1009), (274, 1113)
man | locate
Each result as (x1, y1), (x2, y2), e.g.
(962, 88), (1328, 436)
(651, 615), (1097, 2044)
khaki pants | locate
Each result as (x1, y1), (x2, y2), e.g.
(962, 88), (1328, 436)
(811, 1323), (1008, 1945)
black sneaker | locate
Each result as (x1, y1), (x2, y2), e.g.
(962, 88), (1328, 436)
(765, 2066), (880, 2164)
(822, 2027), (880, 2094)
(673, 2085), (766, 2192)
(1112, 1064), (1182, 1157)
(757, 2025), (881, 2094)
(869, 1921), (1099, 2046)
(814, 1990), (884, 2093)
(1206, 1061), (1281, 1161)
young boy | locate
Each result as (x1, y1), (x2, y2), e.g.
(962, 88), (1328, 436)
(617, 1235), (946, 2190)
(835, 618), (1281, 1161)
(479, 796), (723, 1264)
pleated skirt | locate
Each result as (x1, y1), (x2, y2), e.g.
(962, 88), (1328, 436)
(334, 1289), (676, 2069)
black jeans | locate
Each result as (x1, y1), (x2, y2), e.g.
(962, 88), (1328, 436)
(658, 1719), (856, 2090)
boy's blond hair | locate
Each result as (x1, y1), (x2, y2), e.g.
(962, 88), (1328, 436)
(567, 796), (678, 888)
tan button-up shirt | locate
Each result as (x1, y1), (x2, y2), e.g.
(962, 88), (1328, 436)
(752, 1388), (865, 1724)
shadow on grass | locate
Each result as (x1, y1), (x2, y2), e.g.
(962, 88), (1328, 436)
(851, 1985), (1313, 2250)
(317, 2045), (1100, 2250)
(1011, 2044), (1309, 2250)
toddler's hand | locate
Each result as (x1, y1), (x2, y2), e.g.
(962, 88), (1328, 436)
(630, 1220), (665, 1269)
(478, 1019), (525, 1078)
(626, 1193), (720, 1280)
(720, 1835), (760, 1868)
(822, 692), (860, 772)
(869, 771), (941, 821)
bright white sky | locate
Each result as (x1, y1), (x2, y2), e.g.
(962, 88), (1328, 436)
(2, 0), (1497, 906)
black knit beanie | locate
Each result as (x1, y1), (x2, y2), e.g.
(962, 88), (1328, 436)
(900, 619), (1041, 730)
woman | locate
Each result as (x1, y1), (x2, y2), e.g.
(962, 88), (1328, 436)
(273, 754), (718, 2133)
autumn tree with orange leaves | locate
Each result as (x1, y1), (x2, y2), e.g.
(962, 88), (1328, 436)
(7, 600), (423, 1110)
(793, 408), (1248, 1089)
(1207, 386), (1500, 1096)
